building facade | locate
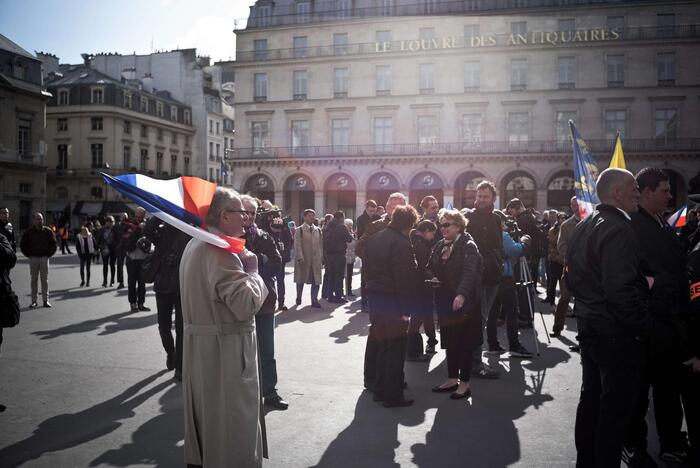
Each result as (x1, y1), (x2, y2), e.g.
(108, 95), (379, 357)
(43, 60), (195, 224)
(232, 0), (700, 222)
(0, 34), (50, 233)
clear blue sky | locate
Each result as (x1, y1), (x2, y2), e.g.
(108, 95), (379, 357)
(0, 0), (256, 64)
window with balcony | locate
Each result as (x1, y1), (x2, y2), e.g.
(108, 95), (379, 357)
(291, 120), (310, 154)
(258, 5), (271, 27)
(417, 115), (438, 145)
(91, 143), (103, 168)
(464, 61), (480, 92)
(91, 117), (103, 131)
(57, 144), (68, 169)
(375, 65), (392, 96)
(171, 154), (178, 174)
(216, 143), (220, 159)
(216, 122), (220, 135)
(461, 113), (482, 147)
(334, 68), (349, 98)
(19, 183), (32, 194)
(337, 0), (352, 19)
(333, 33), (348, 55)
(209, 142), (214, 160)
(254, 39), (268, 60)
(655, 108), (677, 141)
(123, 92), (132, 109)
(556, 111), (578, 146)
(58, 118), (68, 132)
(254, 73), (268, 102)
(185, 135), (190, 147)
(58, 89), (69, 106)
(123, 120), (131, 135)
(419, 63), (435, 94)
(141, 125), (148, 138)
(607, 55), (625, 88)
(157, 128), (163, 141)
(422, 0), (436, 14)
(293, 36), (308, 58)
(296, 1), (310, 23)
(604, 109), (627, 140)
(156, 152), (163, 174)
(252, 121), (270, 153)
(657, 52), (676, 86)
(332, 118), (350, 151)
(377, 0), (393, 16)
(510, 59), (527, 91)
(558, 56), (576, 89)
(657, 13), (675, 38)
(140, 148), (148, 172)
(91, 87), (104, 104)
(184, 109), (191, 125)
(123, 146), (131, 169)
(170, 105), (178, 122)
(140, 97), (148, 112)
(293, 70), (308, 100)
(373, 117), (392, 149)
(508, 112), (529, 146)
(18, 120), (30, 157)
(156, 102), (164, 118)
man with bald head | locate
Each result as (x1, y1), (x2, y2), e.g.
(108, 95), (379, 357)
(566, 168), (651, 467)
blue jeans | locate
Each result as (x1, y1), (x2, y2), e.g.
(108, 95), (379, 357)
(255, 312), (278, 398)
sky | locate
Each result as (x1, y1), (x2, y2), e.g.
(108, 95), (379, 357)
(0, 0), (257, 64)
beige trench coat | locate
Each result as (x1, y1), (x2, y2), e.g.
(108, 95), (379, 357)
(293, 223), (323, 284)
(179, 238), (268, 468)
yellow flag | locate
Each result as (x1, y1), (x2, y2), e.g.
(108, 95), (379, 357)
(609, 133), (626, 169)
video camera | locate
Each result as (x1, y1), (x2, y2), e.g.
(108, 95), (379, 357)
(504, 216), (523, 241)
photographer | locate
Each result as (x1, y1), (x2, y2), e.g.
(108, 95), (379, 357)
(506, 199), (545, 289)
(486, 212), (533, 358)
(123, 207), (150, 313)
(257, 205), (293, 311)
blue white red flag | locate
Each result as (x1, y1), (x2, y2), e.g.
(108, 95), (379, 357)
(569, 120), (600, 219)
(102, 173), (246, 253)
(667, 204), (687, 229)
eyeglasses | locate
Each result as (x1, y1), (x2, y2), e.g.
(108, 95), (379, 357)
(225, 210), (250, 216)
(440, 222), (456, 229)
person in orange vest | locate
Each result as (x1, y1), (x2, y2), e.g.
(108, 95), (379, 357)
(59, 223), (72, 254)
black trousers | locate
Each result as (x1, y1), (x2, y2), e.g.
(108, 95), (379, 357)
(155, 292), (183, 372)
(545, 261), (563, 304)
(487, 277), (521, 349)
(406, 294), (437, 358)
(60, 237), (71, 254)
(345, 263), (354, 295)
(575, 330), (645, 468)
(626, 338), (700, 456)
(126, 257), (146, 306)
(275, 266), (286, 306)
(102, 251), (116, 284)
(360, 266), (368, 307)
(326, 253), (346, 299)
(364, 318), (379, 390)
(79, 255), (91, 282)
(116, 252), (126, 284)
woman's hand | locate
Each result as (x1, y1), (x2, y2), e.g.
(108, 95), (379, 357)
(452, 294), (465, 311)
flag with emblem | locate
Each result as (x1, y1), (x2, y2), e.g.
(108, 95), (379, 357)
(569, 120), (600, 219)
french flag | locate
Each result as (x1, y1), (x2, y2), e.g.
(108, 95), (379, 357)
(102, 173), (246, 254)
(667, 204), (687, 229)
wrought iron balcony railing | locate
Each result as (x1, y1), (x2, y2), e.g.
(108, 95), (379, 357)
(236, 24), (700, 62)
(231, 138), (700, 160)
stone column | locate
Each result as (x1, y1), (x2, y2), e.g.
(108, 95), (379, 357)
(442, 188), (455, 209)
(536, 188), (548, 213)
(356, 190), (366, 216)
(314, 191), (325, 216)
(274, 190), (284, 207)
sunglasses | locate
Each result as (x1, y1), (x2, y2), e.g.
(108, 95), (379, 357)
(440, 222), (456, 229)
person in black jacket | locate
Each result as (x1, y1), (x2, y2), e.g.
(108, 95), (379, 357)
(364, 205), (420, 408)
(0, 207), (16, 252)
(356, 200), (380, 310)
(406, 220), (438, 361)
(97, 216), (117, 287)
(20, 213), (57, 308)
(240, 195), (287, 410)
(428, 210), (483, 401)
(567, 168), (650, 468)
(110, 213), (130, 289)
(0, 231), (17, 413)
(686, 235), (700, 466)
(323, 211), (353, 304)
(265, 213), (293, 311)
(143, 217), (191, 381)
(624, 168), (695, 465)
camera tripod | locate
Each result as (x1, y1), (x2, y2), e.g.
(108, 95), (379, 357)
(515, 256), (551, 356)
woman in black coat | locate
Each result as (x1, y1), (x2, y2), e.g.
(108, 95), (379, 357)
(428, 210), (483, 400)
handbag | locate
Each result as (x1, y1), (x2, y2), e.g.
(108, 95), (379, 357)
(0, 283), (21, 328)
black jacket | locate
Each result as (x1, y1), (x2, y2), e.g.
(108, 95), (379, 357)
(356, 211), (380, 239)
(364, 226), (420, 319)
(20, 226), (57, 258)
(687, 241), (700, 359)
(466, 208), (503, 286)
(269, 225), (293, 263)
(567, 204), (650, 338)
(244, 225), (282, 283)
(323, 219), (353, 255)
(0, 221), (16, 252)
(428, 233), (483, 318)
(0, 232), (17, 291)
(143, 217), (191, 295)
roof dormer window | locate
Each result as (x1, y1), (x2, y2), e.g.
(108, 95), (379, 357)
(91, 86), (104, 104)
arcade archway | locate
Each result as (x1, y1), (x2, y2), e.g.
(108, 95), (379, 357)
(284, 173), (315, 223)
(454, 171), (487, 210)
(502, 170), (537, 210)
(243, 174), (275, 203)
(324, 173), (357, 220)
(366, 172), (400, 209)
(409, 171), (444, 208)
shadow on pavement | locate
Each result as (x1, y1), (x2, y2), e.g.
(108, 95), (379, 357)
(89, 384), (183, 467)
(275, 304), (334, 326)
(32, 311), (155, 340)
(0, 371), (172, 468)
(328, 308), (369, 344)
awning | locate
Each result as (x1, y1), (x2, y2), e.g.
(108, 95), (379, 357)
(72, 202), (103, 216)
(101, 201), (134, 216)
(45, 201), (69, 212)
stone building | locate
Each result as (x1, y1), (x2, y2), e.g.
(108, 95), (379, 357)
(42, 57), (195, 224)
(232, 0), (700, 222)
(0, 34), (51, 233)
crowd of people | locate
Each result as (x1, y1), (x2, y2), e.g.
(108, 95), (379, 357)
(1, 163), (699, 466)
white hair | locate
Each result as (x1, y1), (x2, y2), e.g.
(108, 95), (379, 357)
(205, 187), (242, 227)
(344, 218), (354, 228)
(387, 192), (407, 203)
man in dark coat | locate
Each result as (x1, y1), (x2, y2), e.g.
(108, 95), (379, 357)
(567, 168), (650, 468)
(0, 231), (17, 413)
(323, 211), (353, 303)
(406, 220), (438, 360)
(110, 212), (131, 289)
(240, 195), (286, 410)
(686, 232), (700, 466)
(624, 168), (694, 465)
(356, 200), (380, 310)
(364, 205), (420, 407)
(0, 207), (16, 252)
(20, 213), (57, 308)
(266, 214), (293, 311)
(143, 217), (191, 381)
